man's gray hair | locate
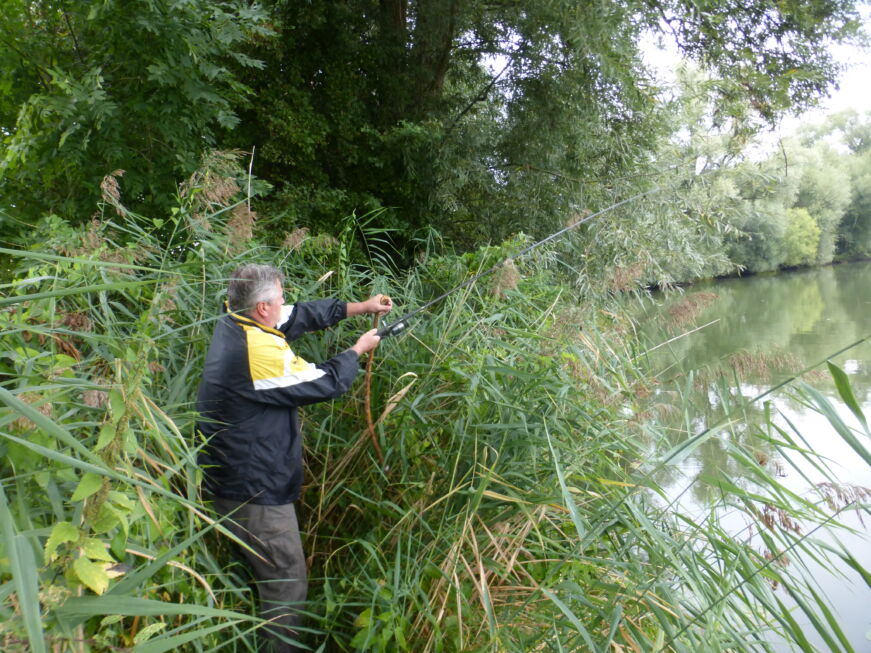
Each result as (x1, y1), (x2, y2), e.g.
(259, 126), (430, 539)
(227, 264), (284, 313)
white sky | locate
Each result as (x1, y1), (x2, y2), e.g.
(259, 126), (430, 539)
(642, 5), (871, 141)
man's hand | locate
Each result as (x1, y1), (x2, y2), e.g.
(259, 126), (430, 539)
(347, 294), (394, 317)
(350, 328), (381, 356)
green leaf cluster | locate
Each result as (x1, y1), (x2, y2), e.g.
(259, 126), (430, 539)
(0, 0), (270, 227)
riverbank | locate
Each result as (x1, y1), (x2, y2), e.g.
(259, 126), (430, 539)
(1, 196), (870, 651)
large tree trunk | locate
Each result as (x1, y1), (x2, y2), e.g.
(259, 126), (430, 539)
(410, 0), (458, 117)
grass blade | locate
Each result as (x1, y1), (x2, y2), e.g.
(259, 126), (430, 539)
(0, 486), (46, 653)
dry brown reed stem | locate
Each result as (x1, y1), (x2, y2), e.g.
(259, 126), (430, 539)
(363, 296), (392, 465)
(306, 373), (421, 541)
(664, 292), (719, 333)
(414, 504), (554, 649)
(123, 548), (216, 603)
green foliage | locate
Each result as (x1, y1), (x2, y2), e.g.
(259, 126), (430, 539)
(830, 111), (871, 260)
(1, 157), (870, 651)
(782, 207), (821, 268)
(790, 142), (851, 265)
(0, 0), (270, 229)
(224, 0), (862, 251)
(839, 147), (871, 259)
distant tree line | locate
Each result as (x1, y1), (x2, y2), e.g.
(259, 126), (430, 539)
(652, 64), (871, 282)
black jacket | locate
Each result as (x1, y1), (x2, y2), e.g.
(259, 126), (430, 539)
(196, 299), (359, 504)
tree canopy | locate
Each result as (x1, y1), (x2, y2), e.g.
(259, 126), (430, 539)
(0, 0), (270, 224)
(1, 0), (863, 254)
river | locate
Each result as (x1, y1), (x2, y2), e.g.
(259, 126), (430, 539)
(642, 260), (871, 651)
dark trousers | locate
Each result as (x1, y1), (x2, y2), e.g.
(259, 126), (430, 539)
(213, 498), (308, 653)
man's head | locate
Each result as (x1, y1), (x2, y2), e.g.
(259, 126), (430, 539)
(228, 264), (285, 327)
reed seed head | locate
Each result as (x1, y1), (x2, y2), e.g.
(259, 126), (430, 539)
(491, 258), (520, 297)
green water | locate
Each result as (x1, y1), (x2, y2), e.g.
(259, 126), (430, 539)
(649, 262), (871, 391)
(644, 261), (871, 650)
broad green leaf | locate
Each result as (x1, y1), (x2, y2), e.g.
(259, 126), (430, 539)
(45, 522), (80, 562)
(73, 556), (110, 595)
(82, 538), (115, 563)
(107, 490), (136, 511)
(90, 503), (122, 535)
(109, 389), (125, 423)
(134, 622), (167, 644)
(95, 423), (116, 451)
(354, 607), (373, 628)
(71, 473), (104, 502)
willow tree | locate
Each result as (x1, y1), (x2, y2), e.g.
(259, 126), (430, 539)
(230, 0), (862, 251)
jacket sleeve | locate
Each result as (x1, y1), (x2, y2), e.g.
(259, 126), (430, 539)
(244, 348), (360, 408)
(277, 299), (347, 341)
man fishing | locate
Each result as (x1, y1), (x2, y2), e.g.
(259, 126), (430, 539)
(196, 263), (392, 652)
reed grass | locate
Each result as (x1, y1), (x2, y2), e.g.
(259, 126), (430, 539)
(0, 161), (869, 651)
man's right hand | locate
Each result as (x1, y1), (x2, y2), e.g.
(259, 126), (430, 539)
(351, 328), (381, 357)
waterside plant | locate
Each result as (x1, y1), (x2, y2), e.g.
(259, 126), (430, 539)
(1, 167), (870, 652)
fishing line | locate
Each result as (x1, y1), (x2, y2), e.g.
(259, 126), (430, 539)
(376, 185), (663, 338)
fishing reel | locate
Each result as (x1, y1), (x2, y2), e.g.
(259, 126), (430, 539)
(376, 320), (407, 338)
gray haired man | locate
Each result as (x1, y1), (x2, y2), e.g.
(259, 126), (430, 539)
(197, 264), (391, 651)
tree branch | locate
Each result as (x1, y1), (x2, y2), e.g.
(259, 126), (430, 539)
(63, 9), (86, 65)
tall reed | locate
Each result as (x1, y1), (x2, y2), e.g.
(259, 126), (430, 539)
(0, 160), (869, 651)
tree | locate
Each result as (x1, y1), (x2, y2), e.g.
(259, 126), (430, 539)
(830, 111), (871, 259)
(782, 206), (822, 267)
(789, 140), (851, 264)
(228, 0), (863, 252)
(0, 0), (270, 227)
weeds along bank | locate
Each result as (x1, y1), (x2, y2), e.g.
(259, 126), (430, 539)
(1, 171), (869, 651)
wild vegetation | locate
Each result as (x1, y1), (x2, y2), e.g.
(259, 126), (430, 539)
(2, 1), (871, 651)
(1, 0), (865, 257)
(1, 165), (870, 651)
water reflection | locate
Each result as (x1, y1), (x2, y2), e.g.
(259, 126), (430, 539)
(640, 261), (871, 649)
(644, 262), (871, 482)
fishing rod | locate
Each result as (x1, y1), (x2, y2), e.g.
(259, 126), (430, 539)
(375, 186), (662, 338)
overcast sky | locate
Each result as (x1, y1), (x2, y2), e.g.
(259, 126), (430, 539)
(642, 5), (871, 139)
